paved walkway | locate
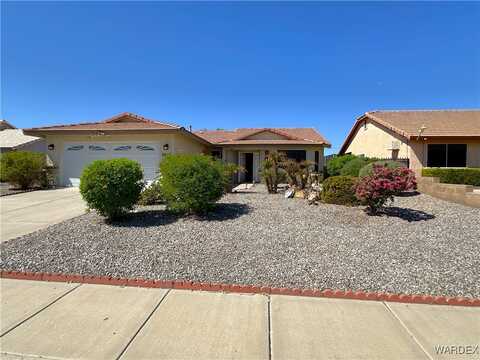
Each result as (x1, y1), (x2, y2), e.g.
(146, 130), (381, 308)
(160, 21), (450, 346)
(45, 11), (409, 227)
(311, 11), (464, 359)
(0, 188), (85, 243)
(1, 279), (478, 359)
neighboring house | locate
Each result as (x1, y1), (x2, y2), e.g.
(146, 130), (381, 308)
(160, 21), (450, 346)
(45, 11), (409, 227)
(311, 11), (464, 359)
(195, 128), (330, 183)
(339, 110), (480, 172)
(24, 112), (331, 187)
(0, 120), (16, 131)
(0, 127), (46, 154)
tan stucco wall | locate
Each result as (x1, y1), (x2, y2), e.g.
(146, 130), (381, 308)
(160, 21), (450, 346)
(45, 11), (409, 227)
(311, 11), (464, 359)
(44, 132), (207, 186)
(409, 139), (480, 172)
(172, 133), (207, 154)
(247, 131), (289, 140)
(344, 120), (409, 159)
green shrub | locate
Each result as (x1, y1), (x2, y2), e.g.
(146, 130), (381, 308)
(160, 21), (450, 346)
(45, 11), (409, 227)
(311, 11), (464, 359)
(359, 160), (404, 177)
(0, 151), (46, 189)
(340, 157), (371, 177)
(321, 176), (358, 206)
(422, 168), (480, 186)
(138, 180), (164, 205)
(160, 154), (225, 214)
(326, 154), (357, 177)
(80, 158), (143, 220)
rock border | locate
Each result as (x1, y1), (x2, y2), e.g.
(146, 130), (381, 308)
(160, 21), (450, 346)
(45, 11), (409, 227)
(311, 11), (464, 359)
(2, 270), (479, 307)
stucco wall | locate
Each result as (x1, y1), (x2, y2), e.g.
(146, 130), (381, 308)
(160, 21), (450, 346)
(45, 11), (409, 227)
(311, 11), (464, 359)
(43, 132), (207, 186)
(344, 120), (409, 159)
(247, 131), (290, 140)
(409, 139), (480, 172)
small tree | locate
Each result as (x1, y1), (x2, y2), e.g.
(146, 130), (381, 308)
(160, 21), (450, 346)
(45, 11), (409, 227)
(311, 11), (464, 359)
(80, 158), (143, 220)
(0, 151), (46, 189)
(261, 152), (284, 193)
(355, 165), (417, 214)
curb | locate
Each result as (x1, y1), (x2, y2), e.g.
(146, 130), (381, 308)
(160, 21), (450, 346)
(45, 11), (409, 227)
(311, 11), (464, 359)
(1, 270), (479, 307)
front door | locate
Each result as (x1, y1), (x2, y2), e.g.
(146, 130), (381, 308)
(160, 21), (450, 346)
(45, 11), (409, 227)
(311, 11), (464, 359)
(244, 153), (253, 182)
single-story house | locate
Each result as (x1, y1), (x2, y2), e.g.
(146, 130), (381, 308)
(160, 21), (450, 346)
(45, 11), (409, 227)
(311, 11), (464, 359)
(338, 110), (480, 172)
(24, 112), (331, 187)
(0, 120), (16, 131)
(195, 128), (330, 183)
(0, 121), (46, 154)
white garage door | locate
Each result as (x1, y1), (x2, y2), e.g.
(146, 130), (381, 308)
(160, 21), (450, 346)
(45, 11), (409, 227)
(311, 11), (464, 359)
(63, 142), (161, 187)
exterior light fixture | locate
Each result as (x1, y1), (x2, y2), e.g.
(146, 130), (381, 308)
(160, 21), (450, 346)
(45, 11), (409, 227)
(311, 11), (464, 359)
(163, 144), (169, 151)
(48, 144), (55, 151)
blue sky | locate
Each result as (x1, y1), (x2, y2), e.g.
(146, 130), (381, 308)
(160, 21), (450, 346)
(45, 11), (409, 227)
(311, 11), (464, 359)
(2, 1), (479, 153)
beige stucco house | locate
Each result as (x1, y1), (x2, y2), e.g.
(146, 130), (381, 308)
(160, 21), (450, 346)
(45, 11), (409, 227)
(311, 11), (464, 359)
(195, 128), (330, 183)
(25, 112), (330, 187)
(339, 110), (480, 172)
(0, 121), (46, 154)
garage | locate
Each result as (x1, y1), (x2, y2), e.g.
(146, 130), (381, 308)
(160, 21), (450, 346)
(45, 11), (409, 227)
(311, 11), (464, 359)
(63, 142), (161, 186)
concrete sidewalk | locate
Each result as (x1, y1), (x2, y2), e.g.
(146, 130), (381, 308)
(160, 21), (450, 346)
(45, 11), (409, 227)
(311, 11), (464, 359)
(0, 188), (85, 243)
(1, 279), (478, 359)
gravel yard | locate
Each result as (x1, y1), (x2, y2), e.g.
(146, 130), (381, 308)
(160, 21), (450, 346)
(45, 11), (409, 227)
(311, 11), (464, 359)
(1, 186), (479, 298)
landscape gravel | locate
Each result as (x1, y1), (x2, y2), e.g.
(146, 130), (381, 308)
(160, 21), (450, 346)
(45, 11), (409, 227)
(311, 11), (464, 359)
(1, 187), (479, 297)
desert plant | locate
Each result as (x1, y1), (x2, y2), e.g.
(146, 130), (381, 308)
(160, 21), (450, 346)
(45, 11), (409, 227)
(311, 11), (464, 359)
(221, 162), (244, 192)
(281, 159), (315, 189)
(0, 151), (46, 189)
(359, 160), (403, 177)
(355, 165), (417, 214)
(422, 167), (480, 186)
(138, 180), (164, 205)
(80, 158), (143, 220)
(160, 154), (225, 214)
(321, 176), (359, 206)
(261, 152), (285, 193)
(326, 154), (358, 177)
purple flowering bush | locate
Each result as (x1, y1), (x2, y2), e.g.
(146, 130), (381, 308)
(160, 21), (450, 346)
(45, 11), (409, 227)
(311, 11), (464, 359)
(355, 165), (417, 214)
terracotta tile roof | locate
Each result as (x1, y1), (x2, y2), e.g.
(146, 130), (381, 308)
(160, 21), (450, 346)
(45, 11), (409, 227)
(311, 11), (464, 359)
(195, 128), (331, 146)
(25, 112), (180, 132)
(339, 109), (480, 154)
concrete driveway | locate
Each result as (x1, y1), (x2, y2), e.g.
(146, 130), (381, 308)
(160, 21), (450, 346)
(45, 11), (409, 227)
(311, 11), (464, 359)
(0, 188), (85, 243)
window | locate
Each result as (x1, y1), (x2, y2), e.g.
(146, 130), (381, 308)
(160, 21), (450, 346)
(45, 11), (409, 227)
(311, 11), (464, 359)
(427, 144), (466, 167)
(89, 145), (106, 151)
(281, 150), (306, 162)
(136, 145), (155, 151)
(447, 144), (467, 167)
(211, 150), (222, 160)
(66, 145), (84, 151)
(114, 145), (132, 151)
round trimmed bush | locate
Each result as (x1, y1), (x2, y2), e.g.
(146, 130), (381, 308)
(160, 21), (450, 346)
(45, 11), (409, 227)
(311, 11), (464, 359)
(79, 158), (143, 220)
(0, 151), (46, 189)
(160, 154), (225, 214)
(359, 160), (404, 177)
(321, 176), (358, 206)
